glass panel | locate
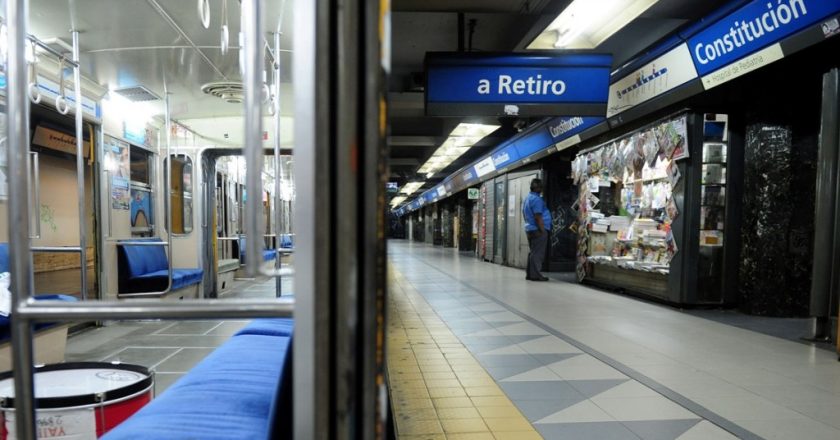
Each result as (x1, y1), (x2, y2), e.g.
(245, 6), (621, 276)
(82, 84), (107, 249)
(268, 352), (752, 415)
(130, 148), (152, 185)
(494, 180), (506, 258)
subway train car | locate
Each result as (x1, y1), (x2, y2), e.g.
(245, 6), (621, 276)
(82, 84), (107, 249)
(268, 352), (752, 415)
(0, 0), (389, 439)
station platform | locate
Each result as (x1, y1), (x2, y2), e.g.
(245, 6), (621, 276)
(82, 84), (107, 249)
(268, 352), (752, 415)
(387, 241), (840, 440)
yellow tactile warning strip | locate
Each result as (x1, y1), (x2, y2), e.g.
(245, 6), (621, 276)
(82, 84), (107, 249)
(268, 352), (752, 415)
(387, 268), (543, 440)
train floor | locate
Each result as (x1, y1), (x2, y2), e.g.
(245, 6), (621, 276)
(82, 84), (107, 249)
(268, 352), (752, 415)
(387, 240), (840, 440)
(63, 276), (293, 396)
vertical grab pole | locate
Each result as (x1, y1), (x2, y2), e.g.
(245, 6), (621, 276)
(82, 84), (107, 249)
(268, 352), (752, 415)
(273, 30), (283, 296)
(72, 30), (88, 301)
(7, 0), (38, 438)
(242, 0), (264, 278)
(164, 91), (174, 287)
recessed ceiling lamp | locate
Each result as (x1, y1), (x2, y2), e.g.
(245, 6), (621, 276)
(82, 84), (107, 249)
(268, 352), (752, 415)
(417, 123), (500, 178)
(390, 196), (407, 208)
(527, 0), (660, 50)
(400, 181), (424, 195)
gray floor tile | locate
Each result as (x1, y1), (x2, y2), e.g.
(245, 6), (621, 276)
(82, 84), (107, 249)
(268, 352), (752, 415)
(536, 421), (643, 440)
(499, 380), (584, 400)
(515, 398), (590, 422)
(154, 321), (224, 335)
(567, 379), (631, 398)
(205, 321), (251, 336)
(485, 365), (547, 381)
(622, 419), (702, 440)
(154, 348), (217, 372)
(102, 347), (180, 367)
(476, 354), (542, 368)
(154, 372), (184, 395)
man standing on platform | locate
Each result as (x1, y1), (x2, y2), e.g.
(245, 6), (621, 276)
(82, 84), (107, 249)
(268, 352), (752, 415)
(522, 178), (551, 281)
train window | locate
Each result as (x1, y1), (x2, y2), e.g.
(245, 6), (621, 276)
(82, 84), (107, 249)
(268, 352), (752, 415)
(130, 147), (152, 185)
(166, 155), (193, 235)
(129, 147), (154, 236)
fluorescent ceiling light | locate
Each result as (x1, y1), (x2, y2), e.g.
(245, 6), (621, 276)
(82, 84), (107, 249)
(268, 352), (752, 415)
(527, 0), (659, 49)
(400, 181), (424, 195)
(417, 123), (500, 177)
(390, 196), (407, 208)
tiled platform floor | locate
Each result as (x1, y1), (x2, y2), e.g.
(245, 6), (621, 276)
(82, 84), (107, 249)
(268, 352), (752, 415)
(389, 269), (541, 439)
(388, 240), (840, 440)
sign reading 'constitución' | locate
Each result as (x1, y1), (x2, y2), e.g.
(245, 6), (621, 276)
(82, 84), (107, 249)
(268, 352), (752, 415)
(425, 53), (612, 117)
(688, 0), (840, 76)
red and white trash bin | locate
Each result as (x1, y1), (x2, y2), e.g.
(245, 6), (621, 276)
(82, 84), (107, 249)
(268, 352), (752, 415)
(0, 362), (153, 439)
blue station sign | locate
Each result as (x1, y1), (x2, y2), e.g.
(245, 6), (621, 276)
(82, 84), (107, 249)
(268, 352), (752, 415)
(425, 53), (613, 117)
(688, 0), (840, 76)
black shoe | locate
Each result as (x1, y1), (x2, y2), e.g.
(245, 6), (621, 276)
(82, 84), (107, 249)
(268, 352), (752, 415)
(536, 276), (549, 281)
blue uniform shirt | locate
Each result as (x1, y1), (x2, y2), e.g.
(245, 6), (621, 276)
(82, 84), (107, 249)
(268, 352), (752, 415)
(523, 192), (552, 232)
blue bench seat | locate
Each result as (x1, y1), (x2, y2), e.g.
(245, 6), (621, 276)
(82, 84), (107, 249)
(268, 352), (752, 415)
(117, 239), (203, 294)
(279, 234), (293, 249)
(237, 237), (278, 264)
(0, 244), (78, 343)
(234, 318), (294, 338)
(0, 294), (78, 343)
(102, 332), (293, 440)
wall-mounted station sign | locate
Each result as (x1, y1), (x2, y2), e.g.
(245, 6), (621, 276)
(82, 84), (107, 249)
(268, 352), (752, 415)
(425, 53), (613, 117)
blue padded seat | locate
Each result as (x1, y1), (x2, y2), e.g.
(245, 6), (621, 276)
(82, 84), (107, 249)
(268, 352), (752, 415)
(102, 334), (292, 440)
(234, 318), (294, 338)
(263, 249), (278, 262)
(238, 237), (277, 263)
(0, 243), (78, 342)
(117, 239), (203, 294)
(0, 294), (78, 342)
(279, 234), (293, 249)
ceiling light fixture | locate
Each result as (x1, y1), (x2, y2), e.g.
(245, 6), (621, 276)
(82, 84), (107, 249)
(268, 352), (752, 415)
(417, 123), (500, 178)
(390, 196), (408, 208)
(527, 0), (659, 50)
(400, 181), (424, 195)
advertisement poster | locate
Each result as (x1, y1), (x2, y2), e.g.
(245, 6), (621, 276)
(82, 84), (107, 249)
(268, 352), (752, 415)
(106, 139), (130, 210)
(130, 187), (152, 229)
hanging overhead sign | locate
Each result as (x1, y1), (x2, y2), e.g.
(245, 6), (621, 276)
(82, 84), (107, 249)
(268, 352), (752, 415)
(607, 43), (699, 117)
(425, 53), (613, 117)
(688, 0), (840, 79)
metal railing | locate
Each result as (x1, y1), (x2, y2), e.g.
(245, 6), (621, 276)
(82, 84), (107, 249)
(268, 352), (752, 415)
(4, 2), (294, 438)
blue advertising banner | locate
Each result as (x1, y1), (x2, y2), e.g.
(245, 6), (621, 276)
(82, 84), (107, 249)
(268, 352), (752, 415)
(426, 53), (612, 117)
(688, 0), (840, 75)
(513, 126), (554, 159)
(546, 116), (605, 142)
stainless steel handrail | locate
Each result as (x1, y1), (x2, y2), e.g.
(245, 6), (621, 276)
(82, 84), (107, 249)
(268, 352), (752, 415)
(27, 33), (79, 68)
(105, 170), (113, 238)
(31, 246), (82, 253)
(72, 30), (88, 302)
(28, 151), (40, 239)
(18, 299), (294, 321)
(7, 0), (38, 436)
(273, 31), (283, 298)
(243, 0), (264, 279)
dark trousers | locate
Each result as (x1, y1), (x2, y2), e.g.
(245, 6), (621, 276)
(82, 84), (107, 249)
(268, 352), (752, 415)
(526, 230), (547, 279)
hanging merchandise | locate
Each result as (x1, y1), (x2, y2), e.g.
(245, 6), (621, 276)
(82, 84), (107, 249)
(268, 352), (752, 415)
(610, 142), (625, 180)
(665, 197), (679, 221)
(669, 117), (689, 160)
(642, 131), (660, 167)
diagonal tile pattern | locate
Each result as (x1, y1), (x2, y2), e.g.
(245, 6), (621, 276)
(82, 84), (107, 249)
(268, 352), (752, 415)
(388, 242), (755, 440)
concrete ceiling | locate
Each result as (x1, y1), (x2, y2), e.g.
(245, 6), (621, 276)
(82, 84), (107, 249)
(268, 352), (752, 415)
(388, 0), (732, 194)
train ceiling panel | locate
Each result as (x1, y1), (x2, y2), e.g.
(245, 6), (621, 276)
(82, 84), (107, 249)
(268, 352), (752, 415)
(23, 0), (292, 120)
